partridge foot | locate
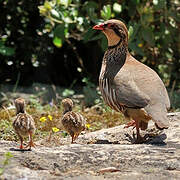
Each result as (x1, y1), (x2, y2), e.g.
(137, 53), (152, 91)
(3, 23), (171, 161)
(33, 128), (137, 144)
(132, 132), (145, 144)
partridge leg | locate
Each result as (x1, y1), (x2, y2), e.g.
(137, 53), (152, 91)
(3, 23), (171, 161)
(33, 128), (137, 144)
(134, 120), (144, 144)
(124, 120), (136, 129)
(25, 131), (36, 149)
(71, 135), (74, 144)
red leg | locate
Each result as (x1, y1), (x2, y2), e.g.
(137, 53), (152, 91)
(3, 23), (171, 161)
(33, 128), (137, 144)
(135, 120), (140, 139)
(74, 133), (80, 141)
(19, 136), (24, 149)
(134, 120), (144, 143)
(17, 133), (24, 149)
(71, 135), (74, 144)
(124, 120), (136, 129)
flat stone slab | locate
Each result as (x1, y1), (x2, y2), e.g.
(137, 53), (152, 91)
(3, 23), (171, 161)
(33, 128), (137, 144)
(0, 113), (180, 179)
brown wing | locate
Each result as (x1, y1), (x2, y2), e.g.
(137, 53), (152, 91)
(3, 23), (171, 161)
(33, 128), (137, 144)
(112, 76), (150, 109)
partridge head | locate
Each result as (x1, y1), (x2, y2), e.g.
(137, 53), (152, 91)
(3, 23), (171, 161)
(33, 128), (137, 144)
(93, 19), (128, 47)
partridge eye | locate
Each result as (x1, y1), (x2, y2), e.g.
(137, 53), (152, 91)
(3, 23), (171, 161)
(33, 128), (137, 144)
(108, 24), (115, 28)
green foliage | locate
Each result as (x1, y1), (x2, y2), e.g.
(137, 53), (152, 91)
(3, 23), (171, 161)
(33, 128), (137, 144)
(38, 0), (180, 90)
(0, 152), (14, 176)
(101, 5), (111, 20)
(0, 0), (179, 107)
(62, 89), (75, 97)
(82, 77), (99, 106)
(29, 95), (43, 111)
(0, 119), (17, 141)
(0, 41), (15, 56)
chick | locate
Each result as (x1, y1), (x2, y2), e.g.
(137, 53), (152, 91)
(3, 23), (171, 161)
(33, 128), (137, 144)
(13, 98), (36, 149)
(61, 98), (86, 143)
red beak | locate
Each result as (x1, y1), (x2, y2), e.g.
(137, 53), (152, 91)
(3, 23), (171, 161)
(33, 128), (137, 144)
(93, 23), (104, 30)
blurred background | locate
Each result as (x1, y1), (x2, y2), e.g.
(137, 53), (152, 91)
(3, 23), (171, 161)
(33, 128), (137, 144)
(0, 0), (180, 110)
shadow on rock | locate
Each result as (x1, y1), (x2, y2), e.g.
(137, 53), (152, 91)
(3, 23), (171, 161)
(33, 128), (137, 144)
(10, 147), (32, 152)
(125, 133), (167, 145)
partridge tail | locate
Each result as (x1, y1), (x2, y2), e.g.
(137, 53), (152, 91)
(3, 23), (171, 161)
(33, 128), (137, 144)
(145, 103), (169, 129)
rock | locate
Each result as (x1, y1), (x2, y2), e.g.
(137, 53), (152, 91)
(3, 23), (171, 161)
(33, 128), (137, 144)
(0, 113), (180, 179)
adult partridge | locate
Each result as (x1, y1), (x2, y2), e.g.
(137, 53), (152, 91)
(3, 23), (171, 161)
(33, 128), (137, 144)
(13, 98), (36, 149)
(93, 19), (170, 143)
(61, 98), (86, 143)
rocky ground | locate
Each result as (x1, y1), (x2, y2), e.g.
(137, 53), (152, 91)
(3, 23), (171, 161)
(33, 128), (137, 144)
(0, 112), (180, 180)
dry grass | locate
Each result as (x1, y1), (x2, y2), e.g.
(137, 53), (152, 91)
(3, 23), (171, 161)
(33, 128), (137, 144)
(0, 103), (126, 142)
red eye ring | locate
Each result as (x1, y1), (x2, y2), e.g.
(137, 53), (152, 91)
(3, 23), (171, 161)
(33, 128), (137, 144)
(108, 23), (115, 29)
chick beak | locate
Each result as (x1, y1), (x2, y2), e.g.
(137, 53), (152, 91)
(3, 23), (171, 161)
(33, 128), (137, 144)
(93, 23), (104, 30)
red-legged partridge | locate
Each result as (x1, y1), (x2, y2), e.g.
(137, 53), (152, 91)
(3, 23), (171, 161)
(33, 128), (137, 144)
(93, 19), (170, 143)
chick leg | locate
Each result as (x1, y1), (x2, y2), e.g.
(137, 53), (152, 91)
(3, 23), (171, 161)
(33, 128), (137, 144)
(25, 131), (36, 149)
(18, 134), (24, 149)
(74, 133), (80, 141)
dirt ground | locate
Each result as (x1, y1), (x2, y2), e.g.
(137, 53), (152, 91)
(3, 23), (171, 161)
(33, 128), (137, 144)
(0, 113), (180, 180)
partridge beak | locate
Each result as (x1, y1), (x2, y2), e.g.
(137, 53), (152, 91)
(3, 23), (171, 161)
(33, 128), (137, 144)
(93, 23), (104, 30)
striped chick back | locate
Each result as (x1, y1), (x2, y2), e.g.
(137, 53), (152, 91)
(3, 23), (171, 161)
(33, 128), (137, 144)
(61, 111), (86, 138)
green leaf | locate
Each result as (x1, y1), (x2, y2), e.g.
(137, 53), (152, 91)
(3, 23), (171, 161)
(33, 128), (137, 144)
(44, 1), (52, 10)
(113, 3), (122, 13)
(53, 37), (62, 48)
(129, 42), (145, 56)
(0, 168), (4, 175)
(128, 25), (134, 40)
(54, 24), (65, 41)
(153, 0), (166, 10)
(101, 5), (111, 20)
(60, 0), (72, 7)
(50, 9), (60, 19)
(0, 45), (15, 56)
(5, 152), (13, 158)
(82, 1), (98, 20)
(101, 35), (108, 51)
(153, 0), (158, 5)
(128, 23), (140, 42)
(83, 28), (96, 42)
(141, 27), (155, 46)
(64, 16), (73, 23)
(83, 1), (98, 10)
(62, 89), (75, 97)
